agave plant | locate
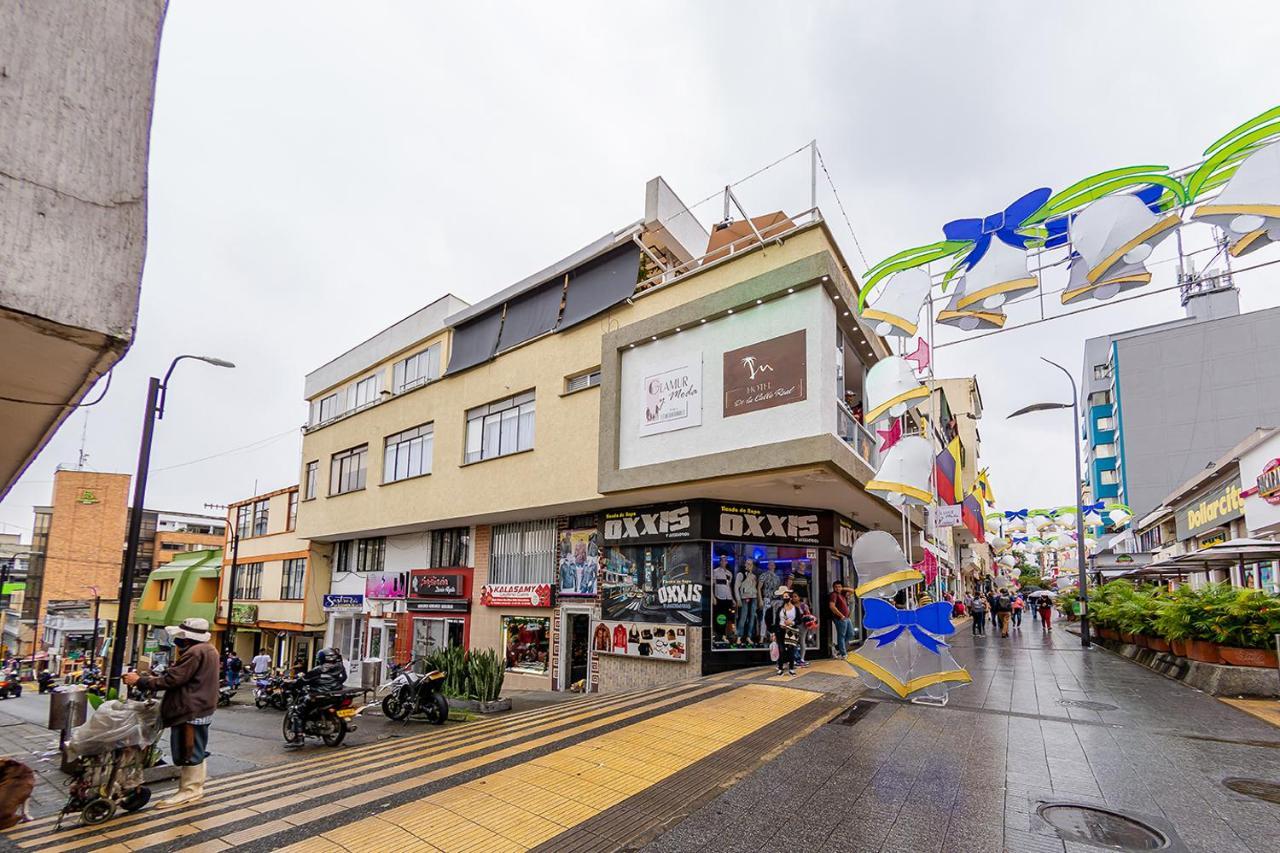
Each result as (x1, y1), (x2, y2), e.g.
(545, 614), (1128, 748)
(466, 649), (505, 703)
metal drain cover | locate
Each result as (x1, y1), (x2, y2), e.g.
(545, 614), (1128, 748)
(1037, 803), (1168, 849)
(1224, 777), (1280, 804)
(833, 700), (877, 726)
(1057, 698), (1119, 712)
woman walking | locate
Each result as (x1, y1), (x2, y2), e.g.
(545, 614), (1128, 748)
(773, 587), (799, 676)
(1039, 597), (1054, 630)
(969, 594), (987, 635)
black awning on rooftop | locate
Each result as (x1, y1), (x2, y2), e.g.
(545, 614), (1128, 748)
(495, 279), (563, 353)
(444, 310), (503, 376)
(559, 245), (642, 330)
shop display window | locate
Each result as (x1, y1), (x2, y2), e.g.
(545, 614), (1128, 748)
(710, 542), (818, 652)
(502, 615), (550, 673)
(601, 544), (704, 624)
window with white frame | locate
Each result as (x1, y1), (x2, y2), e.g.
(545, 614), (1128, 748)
(313, 393), (340, 425)
(489, 520), (555, 584)
(335, 537), (385, 573)
(464, 391), (535, 464)
(1096, 443), (1117, 458)
(280, 558), (306, 599)
(393, 344), (442, 393)
(427, 527), (469, 568)
(304, 461), (318, 500)
(235, 562), (263, 600)
(384, 423), (434, 483)
(1096, 416), (1115, 431)
(1099, 469), (1119, 485)
(565, 369), (601, 394)
(349, 374), (381, 410)
(330, 445), (368, 495)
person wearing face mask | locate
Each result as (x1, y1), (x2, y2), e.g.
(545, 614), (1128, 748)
(122, 617), (219, 809)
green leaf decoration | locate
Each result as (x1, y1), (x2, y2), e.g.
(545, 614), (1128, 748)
(1026, 166), (1172, 223)
(1202, 105), (1280, 157)
(939, 254), (968, 292)
(858, 241), (968, 309)
(1037, 174), (1187, 221)
(1187, 122), (1280, 202)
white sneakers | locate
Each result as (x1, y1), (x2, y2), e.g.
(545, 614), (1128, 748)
(157, 762), (206, 809)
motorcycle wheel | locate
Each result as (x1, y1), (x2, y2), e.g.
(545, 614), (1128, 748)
(81, 797), (116, 826)
(382, 693), (411, 722)
(120, 786), (151, 812)
(11, 686), (18, 698)
(255, 693), (270, 710)
(282, 711), (304, 745)
(218, 694), (231, 708)
(319, 713), (347, 747)
(427, 693), (449, 725)
(272, 693), (287, 711)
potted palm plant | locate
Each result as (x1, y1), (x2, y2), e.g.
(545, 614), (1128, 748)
(1184, 583), (1234, 664)
(1213, 588), (1280, 668)
(1154, 585), (1196, 657)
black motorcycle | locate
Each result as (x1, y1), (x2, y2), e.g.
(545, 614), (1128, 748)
(217, 679), (237, 708)
(253, 673), (287, 710)
(37, 670), (56, 694)
(379, 661), (449, 724)
(79, 666), (104, 697)
(281, 680), (359, 747)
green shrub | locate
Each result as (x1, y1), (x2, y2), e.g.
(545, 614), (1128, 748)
(466, 649), (505, 702)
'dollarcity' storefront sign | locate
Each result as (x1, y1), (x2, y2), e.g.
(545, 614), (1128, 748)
(1175, 476), (1243, 541)
(600, 500), (851, 549)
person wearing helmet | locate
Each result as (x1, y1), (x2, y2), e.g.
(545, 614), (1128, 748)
(286, 648), (348, 745)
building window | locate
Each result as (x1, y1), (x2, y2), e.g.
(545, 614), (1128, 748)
(330, 445), (368, 495)
(427, 527), (469, 568)
(349, 374), (381, 410)
(335, 537), (385, 573)
(464, 391), (535, 464)
(304, 461), (318, 500)
(502, 615), (550, 674)
(384, 423), (434, 483)
(1096, 416), (1115, 431)
(1092, 363), (1112, 380)
(157, 579), (173, 602)
(1099, 469), (1119, 486)
(235, 562), (263, 600)
(394, 344), (442, 393)
(287, 491), (299, 531)
(252, 498), (270, 537)
(235, 505), (251, 540)
(412, 617), (464, 660)
(314, 393), (340, 425)
(1087, 390), (1112, 408)
(565, 369), (601, 394)
(281, 558), (306, 600)
(1096, 443), (1117, 459)
(489, 520), (555, 584)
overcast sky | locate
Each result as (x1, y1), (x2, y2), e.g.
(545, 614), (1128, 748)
(3, 1), (1279, 537)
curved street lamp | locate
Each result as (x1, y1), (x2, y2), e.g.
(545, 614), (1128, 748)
(1007, 357), (1091, 648)
(108, 355), (235, 690)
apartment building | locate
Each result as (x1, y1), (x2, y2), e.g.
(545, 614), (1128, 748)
(0, 535), (30, 659)
(927, 377), (992, 592)
(153, 514), (225, 568)
(295, 177), (917, 693)
(219, 486), (332, 669)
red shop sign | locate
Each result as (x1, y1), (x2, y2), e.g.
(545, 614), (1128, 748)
(410, 571), (465, 598)
(479, 583), (552, 608)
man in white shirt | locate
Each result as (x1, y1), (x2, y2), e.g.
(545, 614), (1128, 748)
(250, 650), (272, 677)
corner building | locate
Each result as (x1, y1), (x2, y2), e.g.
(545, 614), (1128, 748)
(294, 179), (919, 691)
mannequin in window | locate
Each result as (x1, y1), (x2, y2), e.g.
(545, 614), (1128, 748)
(711, 555), (734, 642)
(734, 559), (759, 645)
(756, 561), (781, 643)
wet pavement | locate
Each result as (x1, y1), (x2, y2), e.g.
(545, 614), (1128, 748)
(647, 621), (1280, 852)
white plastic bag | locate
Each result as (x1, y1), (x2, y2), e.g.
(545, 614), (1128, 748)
(768, 640), (779, 662)
(65, 699), (162, 761)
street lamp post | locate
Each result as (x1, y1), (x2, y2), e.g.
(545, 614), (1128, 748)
(107, 355), (235, 692)
(88, 586), (101, 669)
(1007, 356), (1091, 649)
(223, 530), (240, 656)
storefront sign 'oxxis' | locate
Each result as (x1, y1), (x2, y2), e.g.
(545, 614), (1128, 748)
(409, 571), (465, 598)
(480, 583), (552, 608)
(601, 499), (851, 549)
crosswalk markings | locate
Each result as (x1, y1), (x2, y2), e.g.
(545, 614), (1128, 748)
(276, 684), (817, 853)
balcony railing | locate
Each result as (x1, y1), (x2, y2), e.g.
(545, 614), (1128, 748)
(837, 402), (880, 470)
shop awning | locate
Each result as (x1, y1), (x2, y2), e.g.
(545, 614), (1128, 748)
(495, 280), (563, 352)
(559, 244), (641, 330)
(444, 310), (503, 376)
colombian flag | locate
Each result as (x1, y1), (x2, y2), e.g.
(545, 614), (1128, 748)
(962, 493), (986, 543)
(934, 436), (963, 505)
(975, 468), (996, 507)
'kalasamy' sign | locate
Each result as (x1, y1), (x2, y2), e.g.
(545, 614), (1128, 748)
(409, 571), (464, 598)
(639, 360), (702, 437)
(723, 329), (807, 418)
(1175, 476), (1243, 541)
(479, 583), (552, 608)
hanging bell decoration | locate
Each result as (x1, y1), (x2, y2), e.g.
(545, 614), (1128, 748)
(866, 435), (934, 507)
(861, 268), (932, 338)
(1061, 194), (1178, 304)
(954, 239), (1039, 311)
(864, 356), (930, 424)
(1192, 140), (1280, 257)
(1107, 504), (1133, 526)
(937, 280), (1007, 331)
(850, 531), (922, 600)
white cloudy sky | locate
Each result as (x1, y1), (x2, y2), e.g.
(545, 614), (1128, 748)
(3, 1), (1280, 537)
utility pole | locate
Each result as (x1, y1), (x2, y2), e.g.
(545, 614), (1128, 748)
(89, 586), (101, 668)
(223, 530), (241, 656)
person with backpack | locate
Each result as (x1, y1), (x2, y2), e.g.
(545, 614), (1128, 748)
(1011, 594), (1025, 629)
(969, 594), (987, 635)
(994, 590), (1013, 637)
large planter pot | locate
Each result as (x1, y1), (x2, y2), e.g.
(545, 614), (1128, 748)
(1218, 646), (1280, 668)
(1170, 638), (1188, 657)
(1098, 627), (1118, 641)
(1185, 639), (1223, 664)
(1119, 631), (1137, 644)
(1146, 636), (1171, 653)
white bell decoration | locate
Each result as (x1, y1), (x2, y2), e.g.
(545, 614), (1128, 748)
(1192, 140), (1280, 257)
(990, 535), (1009, 551)
(954, 239), (1039, 311)
(1055, 510), (1077, 530)
(1009, 567), (1022, 579)
(985, 516), (1002, 535)
(862, 268), (932, 338)
(1061, 194), (1178, 305)
(1108, 506), (1132, 526)
(866, 435), (934, 507)
(850, 531), (921, 599)
(937, 280), (1006, 332)
(864, 357), (930, 424)
(1083, 507), (1104, 525)
(999, 554), (1016, 568)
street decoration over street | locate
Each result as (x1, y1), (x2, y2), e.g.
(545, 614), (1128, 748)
(850, 531), (922, 599)
(866, 435), (934, 507)
(861, 268), (930, 337)
(864, 356), (929, 423)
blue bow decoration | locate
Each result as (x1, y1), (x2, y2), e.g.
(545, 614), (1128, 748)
(1004, 509), (1029, 522)
(862, 599), (955, 654)
(943, 187), (1051, 270)
(1012, 535), (1029, 544)
(1081, 501), (1106, 515)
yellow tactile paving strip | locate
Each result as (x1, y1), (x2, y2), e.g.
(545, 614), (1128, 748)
(17, 683), (722, 853)
(1221, 697), (1280, 728)
(276, 683), (817, 853)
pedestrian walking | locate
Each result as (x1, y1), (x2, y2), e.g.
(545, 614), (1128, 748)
(987, 591), (999, 633)
(1011, 594), (1024, 628)
(225, 650), (243, 689)
(828, 581), (854, 658)
(122, 617), (219, 809)
(1039, 598), (1053, 630)
(793, 591), (815, 667)
(994, 590), (1013, 637)
(969, 594), (987, 635)
(251, 648), (272, 677)
(772, 587), (799, 676)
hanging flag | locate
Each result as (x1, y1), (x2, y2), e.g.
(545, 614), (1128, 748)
(962, 493), (986, 543)
(948, 436), (964, 503)
(975, 468), (996, 507)
(934, 441), (960, 505)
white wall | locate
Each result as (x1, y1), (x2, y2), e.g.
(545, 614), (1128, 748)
(618, 287), (836, 469)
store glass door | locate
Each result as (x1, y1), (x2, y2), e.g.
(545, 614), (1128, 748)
(566, 612), (590, 688)
(412, 617), (464, 668)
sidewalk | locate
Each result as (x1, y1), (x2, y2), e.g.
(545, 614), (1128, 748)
(648, 622), (1280, 853)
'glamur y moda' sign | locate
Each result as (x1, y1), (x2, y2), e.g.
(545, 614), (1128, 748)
(639, 359), (702, 437)
(723, 329), (806, 417)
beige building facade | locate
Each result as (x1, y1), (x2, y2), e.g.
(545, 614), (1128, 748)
(296, 181), (927, 692)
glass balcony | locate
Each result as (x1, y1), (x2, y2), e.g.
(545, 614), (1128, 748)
(837, 402), (880, 469)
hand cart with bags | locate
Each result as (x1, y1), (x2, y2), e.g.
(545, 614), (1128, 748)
(58, 697), (164, 828)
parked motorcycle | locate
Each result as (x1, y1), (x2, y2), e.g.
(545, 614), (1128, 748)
(379, 661), (449, 724)
(79, 665), (104, 697)
(37, 670), (57, 694)
(217, 680), (237, 708)
(253, 673), (287, 710)
(281, 680), (359, 747)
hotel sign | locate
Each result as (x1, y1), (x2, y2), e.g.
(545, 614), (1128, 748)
(723, 329), (807, 418)
(1174, 476), (1243, 541)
